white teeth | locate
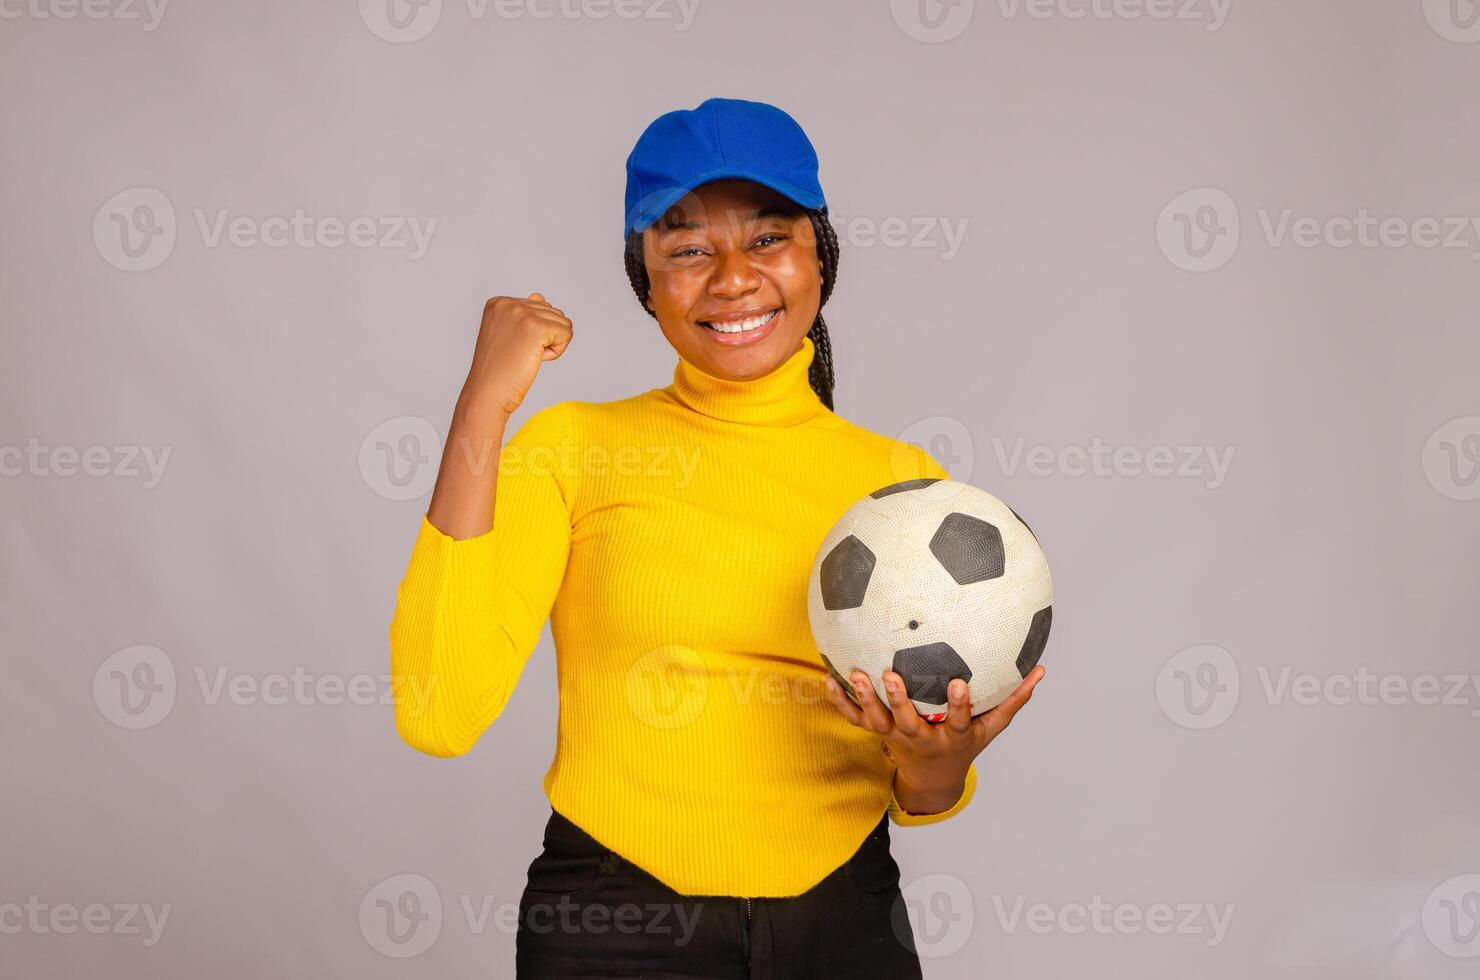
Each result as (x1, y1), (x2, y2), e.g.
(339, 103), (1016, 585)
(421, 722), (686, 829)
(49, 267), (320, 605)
(703, 309), (778, 334)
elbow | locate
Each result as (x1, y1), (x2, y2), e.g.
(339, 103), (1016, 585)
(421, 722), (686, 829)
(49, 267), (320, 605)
(388, 652), (475, 758)
(387, 615), (516, 759)
(389, 663), (501, 759)
(394, 706), (472, 758)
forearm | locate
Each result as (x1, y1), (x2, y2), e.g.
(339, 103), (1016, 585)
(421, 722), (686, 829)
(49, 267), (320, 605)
(426, 392), (510, 540)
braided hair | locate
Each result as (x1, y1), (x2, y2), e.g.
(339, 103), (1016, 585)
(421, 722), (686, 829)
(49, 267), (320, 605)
(623, 208), (841, 411)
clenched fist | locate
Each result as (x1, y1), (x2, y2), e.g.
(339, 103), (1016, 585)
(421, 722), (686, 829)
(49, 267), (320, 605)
(460, 292), (573, 419)
(425, 292), (572, 539)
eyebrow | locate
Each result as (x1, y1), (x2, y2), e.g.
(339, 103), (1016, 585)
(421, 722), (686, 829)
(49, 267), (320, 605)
(656, 206), (794, 234)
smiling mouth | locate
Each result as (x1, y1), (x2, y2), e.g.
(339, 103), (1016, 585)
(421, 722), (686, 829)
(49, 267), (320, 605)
(697, 308), (781, 334)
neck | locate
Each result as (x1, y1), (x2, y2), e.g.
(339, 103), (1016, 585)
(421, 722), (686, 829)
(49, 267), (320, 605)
(666, 335), (826, 427)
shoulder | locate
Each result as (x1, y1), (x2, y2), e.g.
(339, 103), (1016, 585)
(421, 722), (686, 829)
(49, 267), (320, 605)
(542, 387), (697, 436)
(505, 391), (656, 449)
(823, 412), (954, 482)
(503, 400), (580, 448)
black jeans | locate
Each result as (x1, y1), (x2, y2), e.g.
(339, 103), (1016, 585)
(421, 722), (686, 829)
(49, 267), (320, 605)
(515, 808), (924, 979)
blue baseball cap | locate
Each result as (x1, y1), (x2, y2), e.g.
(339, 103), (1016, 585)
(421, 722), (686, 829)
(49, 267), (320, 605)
(623, 97), (827, 241)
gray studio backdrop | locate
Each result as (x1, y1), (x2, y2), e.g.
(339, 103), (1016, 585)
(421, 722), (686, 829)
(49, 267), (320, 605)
(3, 1), (1478, 977)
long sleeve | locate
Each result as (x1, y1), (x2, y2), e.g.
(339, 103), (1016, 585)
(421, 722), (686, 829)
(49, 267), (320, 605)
(380, 332), (1026, 895)
(886, 438), (981, 826)
(389, 401), (579, 757)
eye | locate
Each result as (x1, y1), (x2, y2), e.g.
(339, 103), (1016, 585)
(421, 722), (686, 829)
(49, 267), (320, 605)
(670, 246), (707, 258)
(752, 234), (786, 249)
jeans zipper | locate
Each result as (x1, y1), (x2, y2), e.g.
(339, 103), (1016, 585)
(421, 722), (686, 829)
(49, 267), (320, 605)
(740, 897), (753, 962)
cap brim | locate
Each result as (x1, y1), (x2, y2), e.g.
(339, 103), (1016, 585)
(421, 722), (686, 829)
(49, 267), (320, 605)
(627, 169), (825, 238)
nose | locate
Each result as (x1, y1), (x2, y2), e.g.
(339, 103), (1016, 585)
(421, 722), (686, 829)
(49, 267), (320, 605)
(707, 246), (762, 300)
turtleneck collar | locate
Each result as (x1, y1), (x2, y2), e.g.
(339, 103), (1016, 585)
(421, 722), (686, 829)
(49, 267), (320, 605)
(665, 334), (826, 427)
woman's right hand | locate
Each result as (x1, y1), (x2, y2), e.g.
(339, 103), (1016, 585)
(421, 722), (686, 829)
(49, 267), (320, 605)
(426, 292), (571, 539)
(461, 292), (573, 419)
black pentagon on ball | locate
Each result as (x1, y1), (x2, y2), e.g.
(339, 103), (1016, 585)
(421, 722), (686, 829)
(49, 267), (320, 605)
(892, 642), (971, 705)
(1016, 606), (1052, 677)
(1008, 505), (1037, 543)
(929, 512), (1005, 585)
(819, 534), (876, 610)
(869, 477), (941, 499)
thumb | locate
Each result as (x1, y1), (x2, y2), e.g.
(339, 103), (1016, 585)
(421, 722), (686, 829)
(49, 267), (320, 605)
(528, 291), (546, 304)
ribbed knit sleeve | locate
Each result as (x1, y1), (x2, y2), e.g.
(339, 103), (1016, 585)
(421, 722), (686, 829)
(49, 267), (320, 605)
(885, 440), (982, 826)
(389, 402), (578, 757)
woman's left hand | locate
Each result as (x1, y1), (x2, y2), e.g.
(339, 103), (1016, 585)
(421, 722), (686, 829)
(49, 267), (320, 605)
(824, 664), (1045, 815)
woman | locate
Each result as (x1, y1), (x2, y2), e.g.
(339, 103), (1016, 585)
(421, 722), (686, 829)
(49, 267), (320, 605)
(389, 97), (1044, 977)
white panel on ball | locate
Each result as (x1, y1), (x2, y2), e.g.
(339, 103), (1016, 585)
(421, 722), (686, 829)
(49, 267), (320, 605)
(808, 479), (1053, 721)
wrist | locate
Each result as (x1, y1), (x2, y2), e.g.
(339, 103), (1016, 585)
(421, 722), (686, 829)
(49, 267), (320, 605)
(452, 389), (514, 429)
(891, 765), (968, 816)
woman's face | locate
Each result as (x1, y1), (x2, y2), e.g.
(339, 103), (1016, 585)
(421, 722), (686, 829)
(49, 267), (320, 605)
(642, 178), (823, 382)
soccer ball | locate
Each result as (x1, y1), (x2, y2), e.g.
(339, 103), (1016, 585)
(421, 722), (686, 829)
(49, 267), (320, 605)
(807, 478), (1053, 721)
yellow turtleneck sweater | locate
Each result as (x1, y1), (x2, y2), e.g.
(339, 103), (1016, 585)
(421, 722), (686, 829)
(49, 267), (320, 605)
(389, 334), (978, 898)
